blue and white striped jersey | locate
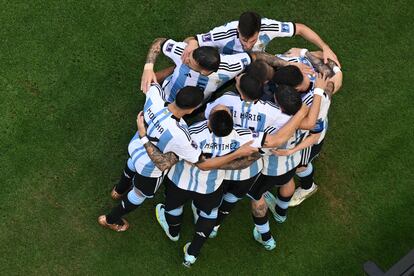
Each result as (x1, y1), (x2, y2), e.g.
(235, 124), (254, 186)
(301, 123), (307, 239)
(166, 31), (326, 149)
(167, 122), (264, 194)
(261, 128), (305, 176)
(128, 84), (201, 178)
(161, 39), (251, 103)
(196, 18), (295, 54)
(205, 92), (290, 180)
(277, 54), (316, 107)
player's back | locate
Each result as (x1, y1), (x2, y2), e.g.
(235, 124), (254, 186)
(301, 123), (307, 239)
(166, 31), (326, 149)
(128, 84), (195, 178)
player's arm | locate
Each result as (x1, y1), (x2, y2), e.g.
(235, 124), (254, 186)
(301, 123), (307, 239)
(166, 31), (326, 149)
(263, 104), (309, 148)
(251, 51), (313, 75)
(136, 112), (179, 171)
(217, 152), (262, 170)
(299, 74), (333, 130)
(195, 141), (259, 171)
(294, 23), (341, 67)
(141, 37), (167, 92)
(272, 133), (321, 156)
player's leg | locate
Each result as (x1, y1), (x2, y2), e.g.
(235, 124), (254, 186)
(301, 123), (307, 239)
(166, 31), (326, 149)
(247, 174), (276, 250)
(184, 186), (223, 267)
(98, 174), (161, 231)
(157, 178), (189, 241)
(263, 168), (297, 223)
(111, 157), (136, 199)
(290, 142), (324, 207)
(212, 175), (259, 237)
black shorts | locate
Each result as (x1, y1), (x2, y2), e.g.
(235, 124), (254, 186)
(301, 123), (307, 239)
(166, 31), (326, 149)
(164, 177), (224, 215)
(132, 173), (164, 198)
(222, 174), (260, 198)
(298, 140), (324, 167)
(247, 168), (296, 201)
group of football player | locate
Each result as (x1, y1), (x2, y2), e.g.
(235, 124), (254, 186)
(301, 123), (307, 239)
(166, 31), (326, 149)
(98, 11), (343, 267)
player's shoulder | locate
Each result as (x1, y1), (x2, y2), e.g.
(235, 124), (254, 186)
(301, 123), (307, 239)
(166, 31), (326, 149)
(257, 99), (281, 110)
(171, 120), (193, 143)
(218, 53), (250, 72)
(234, 126), (253, 137)
(147, 83), (167, 101)
(163, 39), (187, 56)
(189, 120), (209, 136)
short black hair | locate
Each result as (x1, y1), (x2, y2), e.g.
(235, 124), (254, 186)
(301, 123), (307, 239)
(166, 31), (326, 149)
(193, 46), (220, 72)
(239, 73), (263, 101)
(209, 110), (233, 137)
(245, 60), (274, 84)
(175, 86), (204, 110)
(238, 11), (261, 38)
(272, 65), (303, 87)
(274, 85), (302, 115)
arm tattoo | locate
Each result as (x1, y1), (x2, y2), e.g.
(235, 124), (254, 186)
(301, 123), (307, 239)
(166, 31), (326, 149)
(305, 52), (335, 77)
(143, 141), (178, 171)
(251, 51), (290, 68)
(145, 38), (167, 64)
(218, 153), (261, 170)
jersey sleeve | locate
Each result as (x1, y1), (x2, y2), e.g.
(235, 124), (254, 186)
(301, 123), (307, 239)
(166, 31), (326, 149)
(166, 136), (201, 164)
(234, 127), (266, 148)
(162, 39), (187, 65)
(217, 52), (251, 82)
(146, 83), (166, 101)
(261, 18), (295, 39)
(196, 21), (238, 48)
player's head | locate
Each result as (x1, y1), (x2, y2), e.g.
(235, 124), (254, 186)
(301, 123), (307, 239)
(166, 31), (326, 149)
(188, 46), (220, 76)
(175, 86), (204, 113)
(236, 73), (263, 101)
(274, 85), (302, 115)
(245, 60), (274, 84)
(273, 65), (310, 92)
(208, 105), (233, 137)
(238, 11), (261, 51)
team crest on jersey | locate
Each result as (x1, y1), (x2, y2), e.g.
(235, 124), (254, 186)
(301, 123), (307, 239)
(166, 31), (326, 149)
(165, 43), (174, 52)
(282, 23), (290, 33)
(191, 140), (198, 149)
(202, 33), (212, 42)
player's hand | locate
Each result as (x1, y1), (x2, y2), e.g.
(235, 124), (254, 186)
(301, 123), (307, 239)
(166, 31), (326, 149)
(136, 111), (147, 138)
(285, 48), (302, 57)
(314, 73), (329, 91)
(181, 39), (199, 61)
(236, 141), (259, 157)
(322, 46), (341, 68)
(140, 65), (157, 93)
(271, 148), (293, 156)
(293, 62), (314, 75)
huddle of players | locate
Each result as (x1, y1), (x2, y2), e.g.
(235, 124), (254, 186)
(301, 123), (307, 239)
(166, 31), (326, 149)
(98, 11), (343, 267)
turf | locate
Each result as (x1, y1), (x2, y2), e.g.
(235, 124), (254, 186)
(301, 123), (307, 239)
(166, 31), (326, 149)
(1, 0), (413, 275)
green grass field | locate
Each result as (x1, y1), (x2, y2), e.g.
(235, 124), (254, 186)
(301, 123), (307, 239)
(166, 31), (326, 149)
(1, 1), (413, 275)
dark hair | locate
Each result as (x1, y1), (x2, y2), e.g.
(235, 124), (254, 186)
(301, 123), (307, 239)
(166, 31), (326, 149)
(193, 46), (220, 72)
(274, 85), (302, 115)
(209, 110), (233, 137)
(239, 73), (263, 101)
(238, 11), (261, 38)
(272, 65), (303, 87)
(245, 60), (274, 84)
(175, 86), (204, 109)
